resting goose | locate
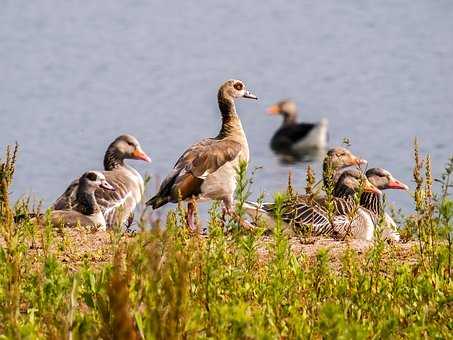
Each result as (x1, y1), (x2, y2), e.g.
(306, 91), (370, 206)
(34, 171), (115, 230)
(360, 168), (409, 241)
(53, 134), (151, 228)
(146, 79), (257, 230)
(244, 147), (366, 229)
(281, 170), (382, 239)
(260, 169), (402, 241)
(267, 99), (328, 158)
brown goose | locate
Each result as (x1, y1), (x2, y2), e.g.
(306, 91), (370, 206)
(53, 134), (151, 228)
(146, 79), (257, 230)
(244, 147), (367, 228)
(268, 99), (328, 158)
(255, 169), (404, 241)
(34, 171), (115, 230)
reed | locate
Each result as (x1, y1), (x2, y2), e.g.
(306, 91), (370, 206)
(0, 143), (451, 338)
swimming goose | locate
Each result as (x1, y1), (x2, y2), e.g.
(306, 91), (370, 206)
(34, 171), (115, 230)
(267, 99), (328, 158)
(244, 147), (366, 228)
(52, 134), (151, 228)
(146, 79), (257, 230)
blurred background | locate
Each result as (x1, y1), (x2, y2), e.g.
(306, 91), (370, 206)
(1, 1), (452, 217)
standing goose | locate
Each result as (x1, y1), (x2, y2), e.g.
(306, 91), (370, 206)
(34, 171), (115, 230)
(244, 147), (367, 229)
(146, 79), (257, 230)
(53, 134), (151, 228)
(267, 99), (328, 158)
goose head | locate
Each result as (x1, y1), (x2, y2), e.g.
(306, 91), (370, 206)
(79, 171), (115, 192)
(324, 147), (367, 172)
(334, 169), (382, 198)
(107, 134), (151, 163)
(267, 99), (298, 123)
(218, 79), (258, 101)
(366, 168), (409, 191)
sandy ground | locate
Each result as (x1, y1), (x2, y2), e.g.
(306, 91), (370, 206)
(257, 236), (419, 269)
(1, 226), (419, 272)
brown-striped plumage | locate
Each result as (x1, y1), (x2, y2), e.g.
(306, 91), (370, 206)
(250, 168), (407, 241)
(244, 147), (368, 235)
(147, 79), (257, 229)
(52, 134), (151, 228)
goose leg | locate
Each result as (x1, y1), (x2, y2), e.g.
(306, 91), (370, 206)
(187, 200), (197, 232)
(223, 197), (255, 231)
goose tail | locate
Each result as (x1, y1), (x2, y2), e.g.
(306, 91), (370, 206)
(243, 201), (277, 229)
(146, 195), (169, 209)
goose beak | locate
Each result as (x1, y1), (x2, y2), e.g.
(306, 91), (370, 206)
(132, 148), (151, 162)
(387, 178), (409, 191)
(353, 156), (368, 167)
(266, 104), (280, 116)
(363, 180), (382, 195)
(100, 180), (115, 191)
(243, 90), (258, 100)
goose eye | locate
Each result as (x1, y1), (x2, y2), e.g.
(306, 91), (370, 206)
(234, 83), (243, 91)
(86, 172), (98, 181)
(127, 141), (134, 147)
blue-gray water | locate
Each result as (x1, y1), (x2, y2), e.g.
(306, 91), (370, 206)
(1, 1), (452, 217)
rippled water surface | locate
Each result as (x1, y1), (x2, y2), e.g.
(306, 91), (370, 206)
(1, 1), (452, 216)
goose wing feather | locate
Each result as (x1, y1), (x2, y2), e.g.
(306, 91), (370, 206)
(52, 179), (79, 210)
(150, 138), (242, 205)
(272, 123), (317, 149)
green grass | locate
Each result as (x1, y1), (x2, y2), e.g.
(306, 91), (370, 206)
(0, 143), (452, 339)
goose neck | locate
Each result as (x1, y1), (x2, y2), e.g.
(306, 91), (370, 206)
(104, 147), (124, 170)
(217, 92), (243, 138)
(282, 113), (297, 126)
(333, 185), (355, 200)
(360, 192), (382, 215)
(75, 184), (99, 215)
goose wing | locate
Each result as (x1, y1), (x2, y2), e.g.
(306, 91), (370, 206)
(95, 169), (143, 228)
(272, 123), (317, 149)
(52, 179), (79, 210)
(148, 138), (242, 208)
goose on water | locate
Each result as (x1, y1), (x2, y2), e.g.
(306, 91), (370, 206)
(53, 134), (151, 228)
(267, 99), (328, 159)
(34, 171), (115, 230)
(146, 79), (257, 230)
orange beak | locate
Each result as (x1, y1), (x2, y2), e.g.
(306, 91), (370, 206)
(387, 178), (409, 191)
(353, 156), (367, 167)
(132, 148), (151, 162)
(363, 179), (382, 195)
(266, 104), (280, 116)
